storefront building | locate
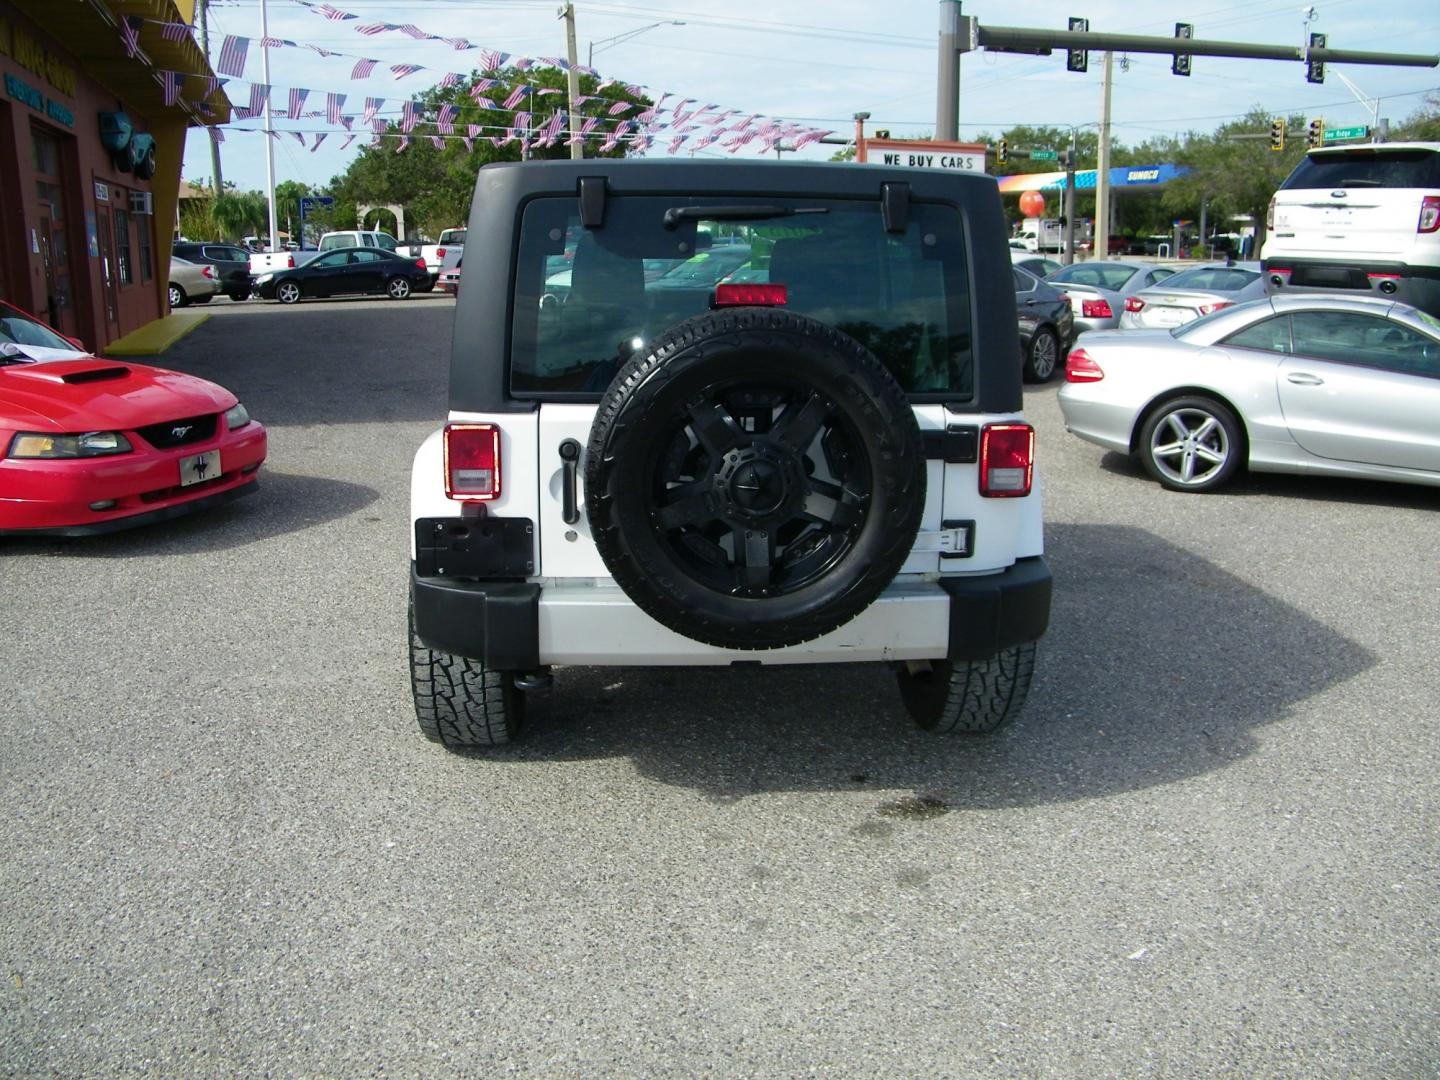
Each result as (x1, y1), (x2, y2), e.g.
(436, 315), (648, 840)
(0, 1), (227, 349)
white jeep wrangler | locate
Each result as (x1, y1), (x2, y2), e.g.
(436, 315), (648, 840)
(409, 160), (1051, 747)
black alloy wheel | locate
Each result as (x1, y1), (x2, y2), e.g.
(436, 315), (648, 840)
(586, 308), (925, 650)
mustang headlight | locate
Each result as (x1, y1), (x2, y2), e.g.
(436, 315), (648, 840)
(224, 402), (251, 430)
(9, 431), (133, 458)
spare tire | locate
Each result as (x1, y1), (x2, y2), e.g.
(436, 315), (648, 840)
(585, 307), (925, 650)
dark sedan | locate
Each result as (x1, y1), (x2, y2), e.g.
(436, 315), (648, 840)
(173, 241), (253, 301)
(255, 247), (433, 304)
(1014, 266), (1077, 382)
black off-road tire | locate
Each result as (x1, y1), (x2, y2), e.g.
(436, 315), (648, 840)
(896, 643), (1038, 734)
(408, 594), (523, 748)
(585, 307), (925, 650)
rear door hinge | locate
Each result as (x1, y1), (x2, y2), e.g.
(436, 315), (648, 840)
(911, 519), (975, 559)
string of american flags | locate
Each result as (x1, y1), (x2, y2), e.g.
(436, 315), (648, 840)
(122, 1), (834, 157)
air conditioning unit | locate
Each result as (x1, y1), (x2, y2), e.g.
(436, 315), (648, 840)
(128, 190), (154, 215)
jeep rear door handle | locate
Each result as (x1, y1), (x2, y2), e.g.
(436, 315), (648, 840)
(559, 439), (581, 524)
(1286, 372), (1324, 386)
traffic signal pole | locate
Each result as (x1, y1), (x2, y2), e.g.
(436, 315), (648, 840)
(1094, 50), (1113, 258)
(936, 1), (962, 141)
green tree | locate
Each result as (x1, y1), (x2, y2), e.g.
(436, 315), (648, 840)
(1392, 92), (1440, 141)
(211, 190), (267, 242)
(332, 66), (651, 238)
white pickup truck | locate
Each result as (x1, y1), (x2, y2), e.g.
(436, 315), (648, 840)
(399, 228), (466, 282)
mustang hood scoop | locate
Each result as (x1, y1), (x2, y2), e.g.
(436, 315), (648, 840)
(4, 360), (133, 384)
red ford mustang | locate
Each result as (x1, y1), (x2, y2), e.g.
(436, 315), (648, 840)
(0, 301), (267, 536)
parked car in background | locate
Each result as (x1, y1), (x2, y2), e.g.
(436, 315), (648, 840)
(1013, 265), (1077, 382)
(172, 241), (252, 301)
(399, 228), (466, 283)
(255, 247), (433, 303)
(168, 257), (221, 308)
(318, 230), (400, 253)
(1118, 262), (1266, 329)
(437, 257), (461, 295)
(0, 300), (267, 535)
(1262, 142), (1440, 318)
(647, 244), (755, 290)
(1011, 250), (1063, 279)
(1047, 261), (1178, 333)
(1059, 294), (1440, 493)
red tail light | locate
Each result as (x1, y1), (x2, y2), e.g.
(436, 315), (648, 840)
(1124, 296), (1145, 313)
(286, 255), (295, 268)
(1065, 346), (1104, 383)
(979, 423), (1034, 498)
(201, 265), (216, 279)
(1419, 195), (1440, 233)
(1081, 298), (1113, 318)
(416, 258), (427, 270)
(714, 283), (788, 307)
(1197, 301), (1232, 315)
(444, 423), (501, 500)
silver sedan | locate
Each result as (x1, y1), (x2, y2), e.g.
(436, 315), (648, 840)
(1118, 262), (1266, 330)
(1057, 294), (1440, 493)
(1046, 261), (1179, 333)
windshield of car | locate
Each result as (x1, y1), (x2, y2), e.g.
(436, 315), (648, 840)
(511, 195), (975, 399)
(1160, 266), (1261, 292)
(1283, 149), (1440, 189)
(1049, 264), (1138, 290)
(0, 309), (80, 356)
(439, 229), (466, 245)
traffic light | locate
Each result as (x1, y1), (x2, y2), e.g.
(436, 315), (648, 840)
(1067, 16), (1089, 73)
(1172, 23), (1193, 77)
(1308, 117), (1324, 148)
(997, 138), (1008, 165)
(1306, 32), (1326, 84)
(1270, 118), (1286, 152)
(874, 129), (891, 140)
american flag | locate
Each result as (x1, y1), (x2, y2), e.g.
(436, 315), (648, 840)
(390, 64), (422, 80)
(512, 112), (531, 135)
(290, 132), (305, 146)
(668, 135), (687, 155)
(400, 100), (419, 132)
(462, 137), (474, 152)
(216, 35), (249, 77)
(538, 56), (568, 70)
(120, 16), (142, 58)
(502, 84), (528, 110)
(607, 100), (633, 117)
(351, 58), (377, 79)
(690, 131), (719, 152)
(362, 98), (383, 124)
(209, 126), (225, 144)
(326, 92), (346, 124)
(311, 133), (327, 151)
(539, 111), (566, 145)
(791, 130), (828, 151)
(260, 36), (285, 48)
(670, 99), (697, 125)
(470, 96), (496, 110)
(438, 72), (461, 90)
(478, 50), (506, 72)
(339, 115), (354, 131)
(399, 25), (428, 39)
(430, 135), (444, 148)
(442, 37), (471, 50)
(536, 87), (563, 97)
(468, 123), (483, 138)
(436, 104), (458, 134)
(512, 57), (534, 72)
(305, 44), (337, 57)
(203, 76), (222, 99)
(395, 136), (409, 153)
(473, 78), (499, 91)
(356, 23), (390, 36)
(339, 134), (357, 150)
(160, 21), (190, 42)
(596, 79), (616, 93)
(288, 88), (309, 119)
(247, 83), (270, 116)
(315, 4), (355, 20)
(161, 70), (183, 106)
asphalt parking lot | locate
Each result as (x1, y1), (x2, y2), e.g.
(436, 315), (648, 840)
(3, 294), (1437, 1076)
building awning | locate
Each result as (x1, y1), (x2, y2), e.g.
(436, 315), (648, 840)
(9, 0), (230, 126)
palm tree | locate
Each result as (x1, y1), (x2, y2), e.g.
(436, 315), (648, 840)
(212, 191), (267, 243)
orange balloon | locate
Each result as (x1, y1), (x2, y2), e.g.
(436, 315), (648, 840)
(1019, 190), (1046, 217)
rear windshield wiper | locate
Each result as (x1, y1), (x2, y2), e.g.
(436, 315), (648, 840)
(662, 205), (828, 230)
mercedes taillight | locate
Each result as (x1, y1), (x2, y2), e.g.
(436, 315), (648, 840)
(444, 423), (501, 501)
(979, 423), (1034, 498)
(1065, 347), (1104, 383)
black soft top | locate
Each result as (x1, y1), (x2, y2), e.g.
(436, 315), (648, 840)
(449, 159), (1021, 414)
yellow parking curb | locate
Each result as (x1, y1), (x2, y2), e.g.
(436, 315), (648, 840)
(103, 312), (211, 356)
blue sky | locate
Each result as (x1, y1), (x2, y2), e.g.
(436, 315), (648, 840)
(186, 0), (1440, 193)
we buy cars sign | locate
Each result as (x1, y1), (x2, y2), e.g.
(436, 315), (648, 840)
(860, 139), (989, 175)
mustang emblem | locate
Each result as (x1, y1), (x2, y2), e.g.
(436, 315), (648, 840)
(171, 424), (193, 439)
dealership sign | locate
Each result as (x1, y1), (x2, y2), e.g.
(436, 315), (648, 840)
(860, 139), (990, 175)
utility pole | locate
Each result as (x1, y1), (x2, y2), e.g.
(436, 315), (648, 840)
(196, 0), (223, 193)
(936, 0), (963, 141)
(260, 0), (279, 251)
(559, 4), (582, 160)
(1094, 50), (1113, 259)
(1063, 129), (1077, 265)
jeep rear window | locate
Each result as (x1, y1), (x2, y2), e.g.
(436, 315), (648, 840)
(509, 196), (974, 399)
(1282, 150), (1440, 189)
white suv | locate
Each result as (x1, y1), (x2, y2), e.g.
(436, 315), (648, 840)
(408, 160), (1051, 748)
(1262, 142), (1440, 316)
